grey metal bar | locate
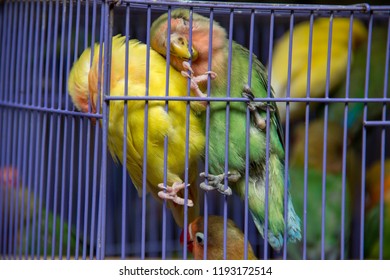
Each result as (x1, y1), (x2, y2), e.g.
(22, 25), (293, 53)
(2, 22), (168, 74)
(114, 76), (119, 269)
(360, 12), (374, 260)
(302, 12), (315, 260)
(378, 13), (390, 260)
(121, 2), (130, 261)
(161, 5), (171, 260)
(340, 12), (355, 260)
(222, 8), (234, 260)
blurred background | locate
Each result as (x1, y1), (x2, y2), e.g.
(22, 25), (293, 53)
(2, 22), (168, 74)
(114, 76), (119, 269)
(0, 0), (389, 260)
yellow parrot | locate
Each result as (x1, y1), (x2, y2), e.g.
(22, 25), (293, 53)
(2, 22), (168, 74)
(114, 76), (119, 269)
(270, 18), (367, 123)
(68, 35), (205, 227)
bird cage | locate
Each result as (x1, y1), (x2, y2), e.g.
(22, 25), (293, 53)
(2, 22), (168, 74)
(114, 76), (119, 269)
(0, 0), (389, 260)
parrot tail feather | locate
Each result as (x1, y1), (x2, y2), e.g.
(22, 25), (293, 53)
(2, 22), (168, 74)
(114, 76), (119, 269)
(249, 211), (283, 250)
(286, 195), (302, 243)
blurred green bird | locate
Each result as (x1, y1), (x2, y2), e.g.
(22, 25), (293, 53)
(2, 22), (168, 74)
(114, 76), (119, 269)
(0, 166), (78, 259)
(287, 119), (358, 259)
(364, 160), (390, 259)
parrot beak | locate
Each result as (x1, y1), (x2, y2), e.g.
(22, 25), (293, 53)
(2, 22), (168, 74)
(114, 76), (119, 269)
(170, 34), (198, 61)
(180, 228), (194, 253)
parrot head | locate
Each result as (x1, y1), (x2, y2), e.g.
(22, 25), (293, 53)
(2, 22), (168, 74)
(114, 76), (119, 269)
(151, 16), (199, 61)
(151, 9), (227, 76)
(180, 215), (257, 260)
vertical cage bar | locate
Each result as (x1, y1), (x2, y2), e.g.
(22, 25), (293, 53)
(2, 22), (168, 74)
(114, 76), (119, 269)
(180, 6), (195, 260)
(140, 4), (152, 260)
(320, 13), (334, 260)
(3, 0), (14, 259)
(3, 0), (13, 103)
(19, 0), (30, 259)
(13, 0), (26, 259)
(201, 6), (215, 261)
(7, 0), (19, 258)
(222, 8), (234, 260)
(91, 0), (105, 260)
(66, 0), (79, 258)
(82, 0), (91, 261)
(32, 0), (46, 261)
(243, 8), (255, 260)
(74, 0), (83, 260)
(47, 0), (61, 259)
(97, 0), (113, 260)
(121, 2), (131, 260)
(340, 13), (355, 260)
(360, 12), (374, 260)
(378, 13), (390, 260)
(84, 0), (98, 260)
(264, 10), (275, 260)
(302, 12), (315, 260)
(161, 6), (172, 260)
(30, 0), (43, 259)
(36, 0), (50, 259)
(24, 0), (36, 259)
(283, 10), (295, 260)
(0, 1), (8, 258)
(60, 0), (74, 260)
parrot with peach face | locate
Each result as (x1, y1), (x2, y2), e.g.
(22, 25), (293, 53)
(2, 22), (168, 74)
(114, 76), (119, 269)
(151, 9), (301, 250)
(181, 215), (257, 260)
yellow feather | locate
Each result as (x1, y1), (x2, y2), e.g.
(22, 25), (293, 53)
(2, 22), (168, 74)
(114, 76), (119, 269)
(68, 35), (205, 227)
(270, 18), (367, 122)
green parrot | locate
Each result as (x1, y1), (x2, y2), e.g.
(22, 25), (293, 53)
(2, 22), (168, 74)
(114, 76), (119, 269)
(328, 25), (389, 140)
(150, 9), (301, 250)
(0, 166), (78, 259)
(287, 119), (354, 259)
(364, 160), (390, 259)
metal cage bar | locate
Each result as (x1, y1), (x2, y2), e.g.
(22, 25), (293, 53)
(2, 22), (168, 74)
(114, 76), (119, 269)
(0, 0), (390, 261)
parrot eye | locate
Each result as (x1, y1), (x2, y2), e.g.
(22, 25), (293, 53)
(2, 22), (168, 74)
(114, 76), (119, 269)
(182, 19), (188, 26)
(195, 232), (204, 245)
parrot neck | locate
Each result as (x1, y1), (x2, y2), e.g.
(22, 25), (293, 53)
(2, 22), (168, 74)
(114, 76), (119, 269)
(191, 26), (228, 76)
(170, 24), (229, 89)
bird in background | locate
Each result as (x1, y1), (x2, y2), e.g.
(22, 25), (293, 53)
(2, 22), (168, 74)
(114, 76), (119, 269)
(0, 166), (78, 257)
(270, 17), (367, 123)
(364, 159), (390, 259)
(68, 35), (205, 228)
(327, 25), (390, 140)
(150, 9), (301, 250)
(181, 215), (257, 260)
(287, 119), (359, 259)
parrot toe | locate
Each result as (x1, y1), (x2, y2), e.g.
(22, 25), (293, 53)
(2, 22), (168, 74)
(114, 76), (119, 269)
(227, 170), (241, 182)
(242, 85), (277, 130)
(157, 182), (194, 207)
(199, 172), (233, 195)
(181, 61), (217, 103)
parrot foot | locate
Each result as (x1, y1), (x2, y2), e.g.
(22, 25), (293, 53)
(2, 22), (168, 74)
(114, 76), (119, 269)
(158, 182), (194, 207)
(199, 171), (241, 196)
(181, 61), (217, 104)
(242, 85), (276, 130)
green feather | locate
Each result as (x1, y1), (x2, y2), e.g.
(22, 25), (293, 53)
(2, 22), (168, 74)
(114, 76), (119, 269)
(151, 9), (301, 250)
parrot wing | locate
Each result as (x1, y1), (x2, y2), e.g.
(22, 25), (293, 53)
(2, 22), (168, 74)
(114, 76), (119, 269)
(235, 43), (286, 149)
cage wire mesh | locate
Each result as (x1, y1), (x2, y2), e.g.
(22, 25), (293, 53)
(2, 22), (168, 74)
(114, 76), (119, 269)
(0, 0), (390, 260)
